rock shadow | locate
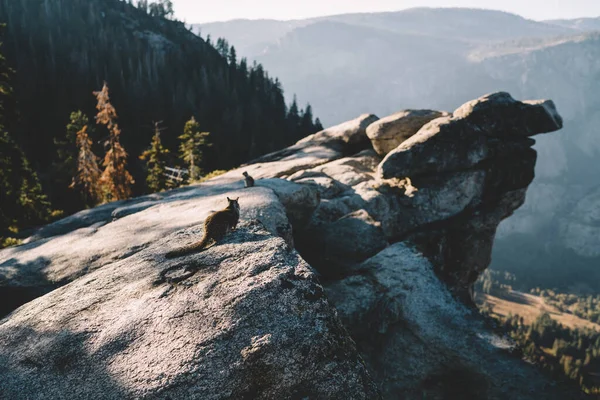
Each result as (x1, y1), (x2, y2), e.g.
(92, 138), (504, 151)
(0, 256), (60, 319)
(0, 325), (127, 399)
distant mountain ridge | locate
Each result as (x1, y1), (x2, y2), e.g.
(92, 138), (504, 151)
(197, 7), (580, 54)
(196, 8), (598, 126)
(546, 16), (600, 31)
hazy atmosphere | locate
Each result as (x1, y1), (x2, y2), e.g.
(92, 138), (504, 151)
(173, 0), (600, 22)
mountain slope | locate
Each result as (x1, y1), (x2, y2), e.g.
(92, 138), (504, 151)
(256, 20), (469, 123)
(197, 7), (576, 56)
(317, 8), (575, 41)
(546, 17), (600, 31)
(0, 0), (320, 215)
(197, 8), (583, 126)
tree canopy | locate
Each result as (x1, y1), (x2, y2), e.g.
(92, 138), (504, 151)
(0, 0), (322, 216)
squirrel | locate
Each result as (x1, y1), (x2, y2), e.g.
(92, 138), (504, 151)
(165, 197), (240, 258)
(242, 171), (255, 188)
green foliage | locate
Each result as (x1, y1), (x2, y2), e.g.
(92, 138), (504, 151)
(474, 269), (516, 296)
(179, 117), (211, 181)
(0, 24), (51, 236)
(314, 117), (324, 131)
(140, 123), (170, 192)
(286, 96), (320, 142)
(0, 130), (53, 235)
(538, 290), (600, 325)
(148, 0), (173, 19)
(500, 312), (600, 394)
(0, 236), (22, 249)
(196, 169), (228, 183)
(478, 267), (600, 393)
(51, 110), (92, 210)
(136, 0), (173, 18)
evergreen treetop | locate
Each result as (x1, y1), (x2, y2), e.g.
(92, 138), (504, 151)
(140, 122), (170, 192)
(179, 116), (211, 181)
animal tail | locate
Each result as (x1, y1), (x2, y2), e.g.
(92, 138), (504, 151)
(165, 234), (210, 259)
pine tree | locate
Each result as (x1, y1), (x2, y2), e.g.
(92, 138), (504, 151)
(179, 117), (211, 181)
(299, 104), (316, 138)
(215, 38), (230, 59)
(148, 0), (174, 18)
(314, 117), (324, 131)
(53, 111), (90, 205)
(287, 96), (301, 139)
(228, 46), (237, 67)
(94, 82), (134, 201)
(71, 125), (102, 205)
(140, 122), (170, 192)
(56, 111), (86, 173)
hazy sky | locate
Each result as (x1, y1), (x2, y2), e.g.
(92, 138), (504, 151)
(172, 0), (600, 24)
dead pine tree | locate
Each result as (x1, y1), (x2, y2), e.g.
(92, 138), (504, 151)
(93, 82), (134, 201)
(71, 124), (102, 205)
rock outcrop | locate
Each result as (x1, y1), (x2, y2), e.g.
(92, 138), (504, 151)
(325, 242), (581, 399)
(366, 109), (448, 156)
(298, 113), (380, 151)
(0, 92), (585, 399)
(0, 220), (378, 399)
(378, 92), (562, 179)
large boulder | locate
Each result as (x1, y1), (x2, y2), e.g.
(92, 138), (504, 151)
(387, 170), (486, 237)
(297, 114), (380, 151)
(297, 209), (388, 280)
(325, 242), (585, 400)
(452, 93), (563, 136)
(304, 194), (368, 231)
(305, 149), (381, 187)
(255, 178), (320, 228)
(366, 109), (448, 156)
(0, 219), (379, 399)
(0, 182), (305, 317)
(378, 92), (562, 179)
(224, 142), (342, 180)
(291, 174), (352, 200)
(404, 145), (539, 299)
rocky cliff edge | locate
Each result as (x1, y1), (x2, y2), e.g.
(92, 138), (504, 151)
(1, 92), (585, 399)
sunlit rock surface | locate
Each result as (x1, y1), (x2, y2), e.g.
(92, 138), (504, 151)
(1, 93), (585, 399)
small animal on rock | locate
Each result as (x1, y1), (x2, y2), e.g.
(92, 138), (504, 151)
(242, 171), (255, 188)
(165, 197), (240, 258)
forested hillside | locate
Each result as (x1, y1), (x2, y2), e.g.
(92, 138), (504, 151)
(0, 25), (53, 243)
(0, 0), (321, 227)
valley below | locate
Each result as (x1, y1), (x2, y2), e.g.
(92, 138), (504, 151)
(477, 291), (600, 331)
